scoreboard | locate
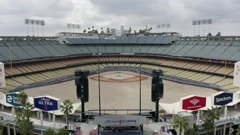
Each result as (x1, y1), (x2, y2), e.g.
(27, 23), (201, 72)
(0, 62), (5, 88)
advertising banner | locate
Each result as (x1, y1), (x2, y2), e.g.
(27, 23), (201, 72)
(34, 97), (59, 111)
(94, 115), (147, 127)
(214, 92), (233, 106)
(182, 96), (206, 111)
(6, 93), (21, 106)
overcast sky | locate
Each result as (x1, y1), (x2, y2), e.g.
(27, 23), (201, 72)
(0, 0), (239, 36)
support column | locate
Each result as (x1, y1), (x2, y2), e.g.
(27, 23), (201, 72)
(223, 105), (228, 135)
(48, 112), (51, 121)
(7, 124), (10, 135)
(155, 99), (159, 122)
(53, 111), (56, 129)
(214, 126), (217, 135)
(200, 110), (203, 119)
(37, 111), (40, 119)
(234, 104), (238, 110)
(1, 104), (4, 111)
(11, 107), (15, 116)
(13, 125), (16, 135)
(229, 123), (232, 135)
(40, 111), (43, 135)
(81, 99), (85, 122)
(196, 110), (200, 125)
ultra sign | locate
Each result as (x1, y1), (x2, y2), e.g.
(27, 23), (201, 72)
(182, 96), (206, 111)
(6, 93), (21, 106)
(214, 92), (233, 106)
(34, 97), (59, 111)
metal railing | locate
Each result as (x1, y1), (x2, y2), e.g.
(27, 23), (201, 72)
(87, 109), (152, 116)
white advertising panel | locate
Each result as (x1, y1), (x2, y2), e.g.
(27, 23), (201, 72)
(94, 115), (147, 127)
(0, 62), (5, 88)
(234, 61), (240, 87)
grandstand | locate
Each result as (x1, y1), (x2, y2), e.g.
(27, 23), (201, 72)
(0, 35), (237, 94)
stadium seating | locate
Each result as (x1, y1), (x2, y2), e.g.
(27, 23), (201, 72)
(0, 37), (240, 62)
(0, 36), (239, 94)
(0, 59), (237, 93)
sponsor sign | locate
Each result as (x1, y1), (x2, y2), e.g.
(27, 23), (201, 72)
(182, 96), (206, 111)
(34, 97), (59, 111)
(105, 119), (137, 125)
(214, 92), (233, 105)
(94, 115), (147, 127)
(234, 61), (240, 87)
(0, 62), (5, 88)
(6, 93), (21, 106)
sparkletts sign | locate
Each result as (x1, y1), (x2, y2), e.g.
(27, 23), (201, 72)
(182, 96), (206, 111)
(6, 93), (21, 106)
(34, 97), (59, 111)
(214, 92), (233, 106)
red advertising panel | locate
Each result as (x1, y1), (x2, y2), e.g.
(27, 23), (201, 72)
(182, 96), (206, 111)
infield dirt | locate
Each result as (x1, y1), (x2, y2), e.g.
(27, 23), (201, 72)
(24, 71), (217, 112)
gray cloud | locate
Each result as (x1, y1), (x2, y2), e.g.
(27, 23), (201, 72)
(182, 0), (240, 23)
(90, 0), (171, 16)
(0, 0), (74, 18)
(0, 0), (240, 36)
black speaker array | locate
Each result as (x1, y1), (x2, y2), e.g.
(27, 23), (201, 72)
(151, 70), (164, 102)
(75, 70), (89, 102)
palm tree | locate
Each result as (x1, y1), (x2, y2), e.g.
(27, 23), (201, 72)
(18, 91), (28, 105)
(101, 27), (104, 34)
(60, 100), (73, 130)
(173, 114), (189, 135)
(106, 28), (110, 34)
(185, 124), (199, 135)
(88, 27), (90, 33)
(216, 32), (221, 36)
(128, 27), (132, 34)
(205, 107), (221, 121)
(83, 29), (86, 33)
(57, 128), (69, 135)
(202, 107), (221, 135)
(0, 124), (4, 135)
(15, 92), (34, 135)
(237, 127), (240, 135)
(44, 129), (56, 135)
(203, 118), (215, 135)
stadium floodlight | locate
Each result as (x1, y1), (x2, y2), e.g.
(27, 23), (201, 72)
(24, 19), (45, 36)
(67, 23), (81, 33)
(166, 24), (170, 28)
(156, 24), (171, 32)
(192, 19), (213, 36)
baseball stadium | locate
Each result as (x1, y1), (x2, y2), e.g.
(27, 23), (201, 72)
(0, 26), (240, 135)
